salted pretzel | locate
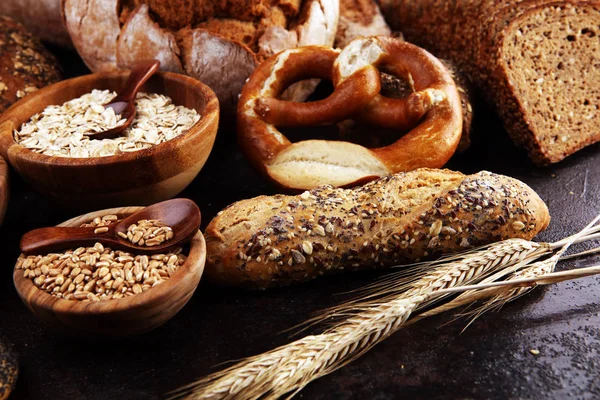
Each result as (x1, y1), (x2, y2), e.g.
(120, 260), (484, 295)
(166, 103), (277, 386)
(237, 36), (463, 190)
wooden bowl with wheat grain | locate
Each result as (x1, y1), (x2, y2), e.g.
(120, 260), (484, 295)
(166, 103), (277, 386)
(12, 206), (205, 337)
(0, 71), (218, 210)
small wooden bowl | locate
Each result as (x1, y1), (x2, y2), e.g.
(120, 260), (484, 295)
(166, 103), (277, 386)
(0, 71), (218, 210)
(13, 206), (205, 337)
(0, 156), (7, 226)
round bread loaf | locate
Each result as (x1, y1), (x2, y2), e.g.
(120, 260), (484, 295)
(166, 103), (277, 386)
(0, 16), (62, 114)
(0, 340), (18, 400)
(335, 0), (391, 48)
(0, 0), (72, 47)
(61, 0), (340, 116)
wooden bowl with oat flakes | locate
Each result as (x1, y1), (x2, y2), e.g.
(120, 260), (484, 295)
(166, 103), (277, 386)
(0, 70), (219, 210)
(13, 206), (205, 337)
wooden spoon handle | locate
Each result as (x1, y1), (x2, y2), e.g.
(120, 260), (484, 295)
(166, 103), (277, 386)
(20, 226), (114, 255)
(111, 60), (160, 104)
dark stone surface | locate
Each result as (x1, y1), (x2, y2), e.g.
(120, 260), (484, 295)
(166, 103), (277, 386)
(0, 48), (599, 400)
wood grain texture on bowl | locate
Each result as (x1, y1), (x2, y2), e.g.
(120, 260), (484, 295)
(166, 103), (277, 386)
(0, 71), (218, 210)
(13, 206), (206, 337)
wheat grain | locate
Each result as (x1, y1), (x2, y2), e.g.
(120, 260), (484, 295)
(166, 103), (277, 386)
(16, 215), (186, 301)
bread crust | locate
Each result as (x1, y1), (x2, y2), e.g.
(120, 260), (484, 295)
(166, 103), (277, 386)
(204, 168), (550, 289)
(0, 16), (62, 114)
(380, 0), (600, 164)
(0, 340), (18, 400)
(335, 0), (391, 48)
(62, 0), (340, 115)
(63, 0), (120, 72)
(0, 0), (71, 47)
(116, 4), (184, 73)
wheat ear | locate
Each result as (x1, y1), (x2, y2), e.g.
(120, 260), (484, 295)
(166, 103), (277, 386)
(170, 239), (548, 400)
(406, 213), (600, 328)
(173, 215), (600, 400)
(437, 213), (600, 323)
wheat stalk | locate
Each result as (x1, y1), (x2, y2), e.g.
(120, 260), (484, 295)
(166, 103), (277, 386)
(172, 214), (600, 400)
(171, 239), (550, 400)
(419, 213), (600, 326)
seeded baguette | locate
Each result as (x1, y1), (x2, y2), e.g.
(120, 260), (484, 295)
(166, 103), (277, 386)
(205, 169), (550, 289)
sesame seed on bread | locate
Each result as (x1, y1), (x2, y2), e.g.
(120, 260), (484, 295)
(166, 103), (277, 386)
(0, 16), (62, 114)
(0, 340), (18, 400)
(204, 168), (550, 289)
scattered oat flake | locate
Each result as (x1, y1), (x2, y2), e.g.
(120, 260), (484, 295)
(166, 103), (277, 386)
(530, 349), (540, 355)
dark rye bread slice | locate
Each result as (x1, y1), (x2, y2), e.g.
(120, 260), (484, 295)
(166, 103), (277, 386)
(379, 0), (600, 164)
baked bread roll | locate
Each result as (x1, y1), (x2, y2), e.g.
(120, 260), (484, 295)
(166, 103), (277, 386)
(0, 0), (71, 47)
(61, 0), (339, 116)
(341, 59), (474, 153)
(0, 16), (62, 114)
(379, 0), (600, 165)
(205, 169), (550, 289)
(0, 340), (17, 400)
(335, 0), (391, 48)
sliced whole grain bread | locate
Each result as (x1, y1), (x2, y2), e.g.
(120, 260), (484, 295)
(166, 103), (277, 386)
(380, 0), (600, 164)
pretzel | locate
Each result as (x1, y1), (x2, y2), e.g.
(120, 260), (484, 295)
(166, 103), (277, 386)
(237, 37), (463, 190)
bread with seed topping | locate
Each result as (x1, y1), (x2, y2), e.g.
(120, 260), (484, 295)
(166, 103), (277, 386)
(0, 16), (62, 114)
(204, 168), (550, 289)
(379, 0), (600, 164)
(0, 340), (18, 400)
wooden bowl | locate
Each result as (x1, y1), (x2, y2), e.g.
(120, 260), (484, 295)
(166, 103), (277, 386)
(0, 71), (219, 210)
(0, 156), (7, 226)
(13, 206), (205, 337)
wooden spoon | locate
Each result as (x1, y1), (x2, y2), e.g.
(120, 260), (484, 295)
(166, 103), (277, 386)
(85, 60), (161, 140)
(20, 198), (200, 255)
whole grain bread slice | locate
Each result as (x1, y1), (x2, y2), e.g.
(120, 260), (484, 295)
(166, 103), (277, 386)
(380, 0), (600, 164)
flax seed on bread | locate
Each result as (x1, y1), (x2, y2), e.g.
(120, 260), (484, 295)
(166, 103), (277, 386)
(0, 340), (17, 400)
(380, 0), (600, 164)
(204, 168), (550, 289)
(0, 16), (62, 114)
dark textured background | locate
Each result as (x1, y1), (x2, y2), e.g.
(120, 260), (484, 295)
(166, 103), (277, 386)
(1, 47), (599, 400)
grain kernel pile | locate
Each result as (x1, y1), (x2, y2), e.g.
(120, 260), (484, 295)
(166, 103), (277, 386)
(15, 215), (186, 302)
(118, 219), (174, 247)
(13, 89), (200, 157)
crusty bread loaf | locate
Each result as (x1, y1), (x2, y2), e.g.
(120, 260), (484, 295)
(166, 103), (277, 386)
(0, 340), (18, 400)
(0, 0), (72, 47)
(61, 0), (339, 116)
(335, 0), (391, 48)
(205, 169), (550, 289)
(0, 16), (62, 114)
(379, 0), (600, 165)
